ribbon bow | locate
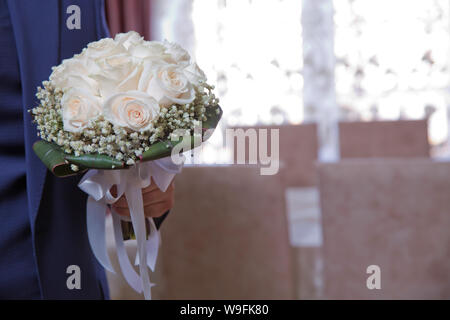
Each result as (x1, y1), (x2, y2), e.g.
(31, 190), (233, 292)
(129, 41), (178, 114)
(78, 157), (182, 300)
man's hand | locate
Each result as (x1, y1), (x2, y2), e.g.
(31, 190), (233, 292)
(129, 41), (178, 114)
(110, 178), (175, 218)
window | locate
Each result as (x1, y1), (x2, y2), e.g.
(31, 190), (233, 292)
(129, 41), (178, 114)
(334, 0), (450, 155)
(152, 0), (450, 160)
(190, 0), (304, 163)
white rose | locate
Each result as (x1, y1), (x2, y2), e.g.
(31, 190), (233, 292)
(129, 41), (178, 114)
(91, 52), (143, 98)
(139, 64), (195, 106)
(128, 41), (171, 61)
(61, 88), (101, 133)
(50, 56), (98, 93)
(183, 62), (207, 85)
(114, 31), (144, 50)
(103, 91), (160, 132)
(163, 40), (191, 65)
(84, 38), (126, 60)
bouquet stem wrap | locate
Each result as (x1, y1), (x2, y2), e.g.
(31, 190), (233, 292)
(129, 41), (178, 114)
(78, 157), (182, 300)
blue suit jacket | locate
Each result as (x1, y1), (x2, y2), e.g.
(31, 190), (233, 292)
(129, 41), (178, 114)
(7, 0), (111, 299)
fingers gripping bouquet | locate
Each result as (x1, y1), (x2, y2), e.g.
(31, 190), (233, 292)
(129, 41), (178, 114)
(30, 31), (222, 299)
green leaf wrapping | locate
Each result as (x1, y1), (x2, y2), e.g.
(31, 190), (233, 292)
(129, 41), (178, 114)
(33, 104), (222, 177)
(203, 104), (223, 132)
(32, 140), (79, 177)
(65, 154), (125, 170)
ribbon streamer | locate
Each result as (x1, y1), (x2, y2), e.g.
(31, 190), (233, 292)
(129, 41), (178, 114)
(78, 157), (182, 300)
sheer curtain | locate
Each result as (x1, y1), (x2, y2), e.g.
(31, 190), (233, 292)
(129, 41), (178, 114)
(334, 0), (450, 157)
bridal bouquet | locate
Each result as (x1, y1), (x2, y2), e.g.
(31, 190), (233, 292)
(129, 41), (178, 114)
(30, 31), (222, 299)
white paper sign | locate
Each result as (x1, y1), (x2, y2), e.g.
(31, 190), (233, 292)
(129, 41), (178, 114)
(285, 187), (323, 247)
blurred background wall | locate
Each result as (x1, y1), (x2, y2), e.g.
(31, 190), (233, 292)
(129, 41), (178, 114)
(104, 0), (450, 299)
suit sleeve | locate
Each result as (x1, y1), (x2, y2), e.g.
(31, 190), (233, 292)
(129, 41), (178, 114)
(97, 0), (111, 39)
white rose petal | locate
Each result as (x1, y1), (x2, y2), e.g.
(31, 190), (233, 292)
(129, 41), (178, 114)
(91, 52), (143, 98)
(114, 31), (144, 50)
(128, 41), (171, 61)
(183, 62), (207, 85)
(85, 38), (126, 60)
(50, 57), (98, 93)
(139, 64), (195, 106)
(61, 88), (101, 133)
(103, 91), (160, 132)
(163, 40), (191, 65)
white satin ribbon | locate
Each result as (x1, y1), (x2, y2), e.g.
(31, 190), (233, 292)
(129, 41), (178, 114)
(78, 157), (182, 300)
